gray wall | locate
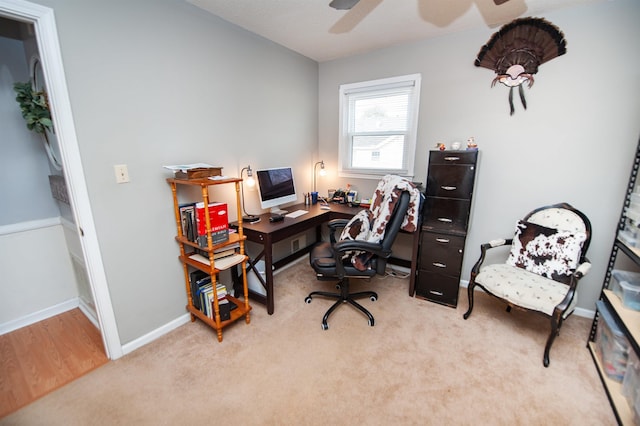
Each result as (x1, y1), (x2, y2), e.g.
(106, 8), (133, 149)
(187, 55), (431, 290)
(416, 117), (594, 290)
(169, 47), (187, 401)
(319, 0), (640, 311)
(32, 0), (319, 344)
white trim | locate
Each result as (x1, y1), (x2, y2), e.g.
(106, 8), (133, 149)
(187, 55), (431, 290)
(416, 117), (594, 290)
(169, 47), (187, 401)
(0, 217), (60, 236)
(78, 298), (100, 329)
(60, 216), (75, 230)
(0, 298), (79, 335)
(0, 0), (122, 359)
(121, 314), (191, 356)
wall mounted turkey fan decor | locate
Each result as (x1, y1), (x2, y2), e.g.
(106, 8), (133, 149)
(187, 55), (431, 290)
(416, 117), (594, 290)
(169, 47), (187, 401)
(474, 17), (567, 115)
(329, 0), (511, 9)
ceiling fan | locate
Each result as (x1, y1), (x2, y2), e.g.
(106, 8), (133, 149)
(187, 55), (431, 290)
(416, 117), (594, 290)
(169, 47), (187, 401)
(329, 0), (509, 9)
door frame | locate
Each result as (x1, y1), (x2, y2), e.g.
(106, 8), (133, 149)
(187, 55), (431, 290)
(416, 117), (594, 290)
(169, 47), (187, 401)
(0, 0), (122, 359)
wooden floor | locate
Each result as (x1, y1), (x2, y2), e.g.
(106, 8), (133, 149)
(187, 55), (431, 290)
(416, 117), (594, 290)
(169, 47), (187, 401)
(0, 308), (108, 418)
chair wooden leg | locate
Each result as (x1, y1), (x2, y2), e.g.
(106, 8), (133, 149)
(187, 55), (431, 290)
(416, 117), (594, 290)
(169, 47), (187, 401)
(543, 316), (561, 368)
(463, 280), (476, 320)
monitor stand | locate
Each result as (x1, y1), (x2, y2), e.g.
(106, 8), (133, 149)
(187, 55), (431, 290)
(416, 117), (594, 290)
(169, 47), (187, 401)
(270, 207), (288, 216)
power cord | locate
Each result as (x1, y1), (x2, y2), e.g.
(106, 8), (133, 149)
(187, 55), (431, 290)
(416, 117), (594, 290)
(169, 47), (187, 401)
(384, 266), (410, 279)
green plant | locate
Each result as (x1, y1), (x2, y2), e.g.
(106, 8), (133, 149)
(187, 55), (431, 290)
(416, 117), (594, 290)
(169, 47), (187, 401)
(13, 81), (53, 134)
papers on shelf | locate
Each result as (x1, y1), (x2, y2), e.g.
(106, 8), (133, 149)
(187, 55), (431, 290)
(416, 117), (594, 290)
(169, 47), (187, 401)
(189, 253), (245, 270)
(163, 163), (218, 172)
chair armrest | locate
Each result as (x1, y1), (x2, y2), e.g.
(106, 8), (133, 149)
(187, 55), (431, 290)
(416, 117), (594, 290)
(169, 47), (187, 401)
(470, 238), (513, 275)
(328, 219), (350, 243)
(553, 258), (591, 315)
(488, 238), (508, 247)
(575, 260), (591, 278)
(328, 219), (350, 229)
(334, 240), (391, 259)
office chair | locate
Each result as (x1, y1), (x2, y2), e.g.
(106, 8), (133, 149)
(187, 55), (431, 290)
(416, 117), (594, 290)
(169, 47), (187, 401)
(463, 202), (592, 367)
(305, 175), (420, 330)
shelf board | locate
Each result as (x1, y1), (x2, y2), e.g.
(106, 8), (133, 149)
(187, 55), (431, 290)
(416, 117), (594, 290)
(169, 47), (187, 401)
(588, 342), (634, 425)
(180, 253), (247, 274)
(175, 232), (246, 251)
(603, 289), (640, 347)
(186, 295), (251, 331)
(616, 238), (640, 264)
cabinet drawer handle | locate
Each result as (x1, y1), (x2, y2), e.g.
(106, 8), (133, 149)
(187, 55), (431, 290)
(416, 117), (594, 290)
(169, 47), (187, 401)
(437, 217), (453, 223)
(435, 238), (450, 243)
(441, 186), (457, 191)
(444, 156), (460, 161)
(429, 290), (444, 296)
(432, 262), (447, 268)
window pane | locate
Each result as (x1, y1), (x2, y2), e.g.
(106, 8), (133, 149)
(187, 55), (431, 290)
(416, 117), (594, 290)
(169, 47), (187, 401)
(353, 93), (409, 133)
(352, 135), (405, 169)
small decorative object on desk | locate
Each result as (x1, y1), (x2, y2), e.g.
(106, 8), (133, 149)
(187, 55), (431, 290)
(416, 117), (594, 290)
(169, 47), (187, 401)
(466, 137), (478, 150)
(451, 141), (461, 150)
(163, 163), (223, 179)
(436, 142), (446, 151)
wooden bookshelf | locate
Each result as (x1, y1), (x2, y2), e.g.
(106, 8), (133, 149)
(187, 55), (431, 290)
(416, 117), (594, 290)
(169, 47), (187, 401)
(167, 176), (251, 342)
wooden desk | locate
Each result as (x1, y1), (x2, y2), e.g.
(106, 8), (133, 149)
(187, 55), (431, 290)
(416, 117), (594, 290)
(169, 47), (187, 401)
(231, 202), (418, 314)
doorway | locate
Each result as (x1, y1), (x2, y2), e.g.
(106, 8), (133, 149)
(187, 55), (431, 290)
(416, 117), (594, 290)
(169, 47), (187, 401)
(0, 0), (121, 360)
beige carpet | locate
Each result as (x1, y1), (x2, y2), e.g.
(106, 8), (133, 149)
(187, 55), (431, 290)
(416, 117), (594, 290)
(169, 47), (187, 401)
(1, 259), (615, 425)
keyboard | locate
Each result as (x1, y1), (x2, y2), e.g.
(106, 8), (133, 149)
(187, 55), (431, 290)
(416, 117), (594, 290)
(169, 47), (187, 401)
(285, 209), (308, 218)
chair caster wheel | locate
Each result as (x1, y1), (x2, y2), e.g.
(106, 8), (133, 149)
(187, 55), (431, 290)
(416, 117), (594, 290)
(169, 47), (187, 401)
(305, 296), (312, 304)
(370, 295), (377, 302)
(322, 323), (329, 330)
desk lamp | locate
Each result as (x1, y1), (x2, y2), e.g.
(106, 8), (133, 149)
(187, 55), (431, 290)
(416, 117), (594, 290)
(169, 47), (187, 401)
(240, 165), (260, 223)
(313, 160), (326, 193)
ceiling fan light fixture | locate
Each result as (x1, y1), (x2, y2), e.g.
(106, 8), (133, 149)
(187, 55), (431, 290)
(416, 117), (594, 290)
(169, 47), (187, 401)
(329, 0), (361, 10)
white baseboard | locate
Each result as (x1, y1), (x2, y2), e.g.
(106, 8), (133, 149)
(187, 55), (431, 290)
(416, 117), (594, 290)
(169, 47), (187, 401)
(78, 298), (99, 329)
(0, 298), (79, 335)
(459, 279), (596, 319)
(121, 313), (191, 356)
(119, 259), (305, 356)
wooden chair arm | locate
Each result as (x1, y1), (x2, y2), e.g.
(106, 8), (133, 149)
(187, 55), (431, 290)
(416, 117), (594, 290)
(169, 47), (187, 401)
(470, 238), (513, 275)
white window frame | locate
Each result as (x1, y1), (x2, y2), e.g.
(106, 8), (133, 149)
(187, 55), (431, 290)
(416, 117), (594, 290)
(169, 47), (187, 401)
(338, 74), (421, 180)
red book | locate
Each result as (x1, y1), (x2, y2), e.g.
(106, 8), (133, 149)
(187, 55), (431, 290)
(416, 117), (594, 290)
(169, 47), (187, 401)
(195, 202), (229, 246)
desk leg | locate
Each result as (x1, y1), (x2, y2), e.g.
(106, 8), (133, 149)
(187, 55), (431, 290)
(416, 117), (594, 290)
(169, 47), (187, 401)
(264, 235), (275, 315)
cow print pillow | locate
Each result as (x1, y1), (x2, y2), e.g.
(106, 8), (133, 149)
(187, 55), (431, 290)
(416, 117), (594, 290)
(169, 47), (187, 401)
(506, 220), (587, 284)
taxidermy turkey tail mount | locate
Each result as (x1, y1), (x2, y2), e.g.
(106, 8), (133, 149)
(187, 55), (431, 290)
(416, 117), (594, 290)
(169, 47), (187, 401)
(475, 17), (567, 115)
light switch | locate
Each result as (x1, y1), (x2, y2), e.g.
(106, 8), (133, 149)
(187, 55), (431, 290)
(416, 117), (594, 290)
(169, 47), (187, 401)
(114, 164), (130, 183)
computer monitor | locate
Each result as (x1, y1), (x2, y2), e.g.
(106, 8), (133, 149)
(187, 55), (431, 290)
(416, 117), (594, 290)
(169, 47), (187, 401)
(255, 167), (298, 215)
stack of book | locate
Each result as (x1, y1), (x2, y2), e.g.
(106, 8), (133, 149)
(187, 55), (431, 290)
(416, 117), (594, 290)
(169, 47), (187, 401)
(189, 270), (236, 321)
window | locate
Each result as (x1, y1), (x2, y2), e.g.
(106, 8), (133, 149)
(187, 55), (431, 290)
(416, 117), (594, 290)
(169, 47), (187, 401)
(338, 74), (421, 179)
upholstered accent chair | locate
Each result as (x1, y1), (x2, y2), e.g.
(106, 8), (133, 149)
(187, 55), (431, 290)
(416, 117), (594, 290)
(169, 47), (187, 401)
(306, 175), (421, 330)
(463, 202), (592, 367)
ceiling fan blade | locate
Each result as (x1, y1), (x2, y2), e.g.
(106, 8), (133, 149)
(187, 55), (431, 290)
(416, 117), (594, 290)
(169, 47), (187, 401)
(329, 0), (361, 10)
(493, 0), (510, 4)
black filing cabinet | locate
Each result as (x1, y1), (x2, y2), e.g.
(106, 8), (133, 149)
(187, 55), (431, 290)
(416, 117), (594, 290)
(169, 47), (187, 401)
(415, 150), (478, 307)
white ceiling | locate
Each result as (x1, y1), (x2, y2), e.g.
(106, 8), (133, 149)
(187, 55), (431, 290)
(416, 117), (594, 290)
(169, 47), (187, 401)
(186, 0), (604, 62)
